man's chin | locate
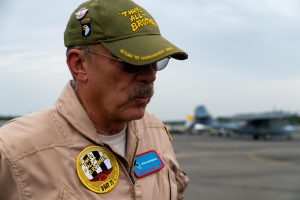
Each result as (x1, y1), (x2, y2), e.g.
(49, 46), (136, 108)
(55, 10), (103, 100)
(124, 107), (147, 121)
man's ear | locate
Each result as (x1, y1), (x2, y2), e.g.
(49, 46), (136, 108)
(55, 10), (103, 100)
(66, 49), (88, 82)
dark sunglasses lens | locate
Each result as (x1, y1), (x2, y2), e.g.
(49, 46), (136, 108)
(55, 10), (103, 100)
(156, 57), (170, 71)
(122, 57), (170, 73)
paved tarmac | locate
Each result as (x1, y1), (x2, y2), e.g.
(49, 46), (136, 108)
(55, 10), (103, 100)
(172, 133), (300, 200)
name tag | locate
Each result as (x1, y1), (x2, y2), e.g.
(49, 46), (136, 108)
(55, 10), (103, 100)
(133, 150), (164, 178)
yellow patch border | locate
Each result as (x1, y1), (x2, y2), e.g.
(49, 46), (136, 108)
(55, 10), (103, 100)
(76, 146), (119, 193)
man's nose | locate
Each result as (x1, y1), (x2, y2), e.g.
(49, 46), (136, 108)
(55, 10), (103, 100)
(136, 64), (157, 83)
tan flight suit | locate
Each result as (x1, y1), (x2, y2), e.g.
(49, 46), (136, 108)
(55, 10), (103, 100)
(0, 82), (189, 200)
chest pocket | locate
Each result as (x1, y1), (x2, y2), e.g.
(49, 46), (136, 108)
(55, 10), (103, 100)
(136, 166), (177, 200)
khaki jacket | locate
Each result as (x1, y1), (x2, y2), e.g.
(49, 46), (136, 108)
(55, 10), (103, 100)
(0, 82), (188, 200)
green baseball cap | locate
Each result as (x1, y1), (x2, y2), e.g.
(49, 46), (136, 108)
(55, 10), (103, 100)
(64, 0), (188, 65)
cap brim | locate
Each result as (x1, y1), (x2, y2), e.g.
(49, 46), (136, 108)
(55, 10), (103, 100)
(101, 34), (188, 66)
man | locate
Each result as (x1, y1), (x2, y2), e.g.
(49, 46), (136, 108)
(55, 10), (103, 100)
(0, 0), (189, 199)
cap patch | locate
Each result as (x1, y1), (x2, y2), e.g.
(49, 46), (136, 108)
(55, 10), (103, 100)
(82, 24), (91, 37)
(117, 7), (157, 32)
(75, 7), (89, 20)
(81, 17), (92, 37)
(76, 146), (119, 193)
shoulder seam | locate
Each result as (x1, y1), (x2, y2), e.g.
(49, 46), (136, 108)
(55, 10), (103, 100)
(6, 109), (73, 162)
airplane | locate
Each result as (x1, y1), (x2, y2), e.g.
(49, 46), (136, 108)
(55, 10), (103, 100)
(229, 112), (297, 140)
(186, 105), (299, 140)
(185, 105), (232, 136)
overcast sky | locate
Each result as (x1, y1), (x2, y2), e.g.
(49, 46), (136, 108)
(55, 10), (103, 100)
(0, 0), (300, 120)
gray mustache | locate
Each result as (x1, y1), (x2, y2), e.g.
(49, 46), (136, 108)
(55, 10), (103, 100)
(129, 84), (154, 99)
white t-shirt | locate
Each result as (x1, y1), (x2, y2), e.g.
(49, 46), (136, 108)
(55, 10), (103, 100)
(97, 126), (127, 157)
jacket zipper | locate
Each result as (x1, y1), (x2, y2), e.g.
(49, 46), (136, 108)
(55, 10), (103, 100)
(103, 140), (139, 198)
(103, 144), (136, 184)
(129, 140), (139, 176)
(118, 158), (136, 184)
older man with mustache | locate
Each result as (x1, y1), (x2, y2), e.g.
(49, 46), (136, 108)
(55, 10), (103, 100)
(0, 0), (189, 199)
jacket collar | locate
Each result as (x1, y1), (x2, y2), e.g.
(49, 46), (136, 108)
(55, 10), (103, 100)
(55, 81), (100, 144)
(55, 81), (165, 144)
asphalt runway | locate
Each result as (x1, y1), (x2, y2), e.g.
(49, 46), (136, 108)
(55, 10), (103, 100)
(172, 133), (300, 200)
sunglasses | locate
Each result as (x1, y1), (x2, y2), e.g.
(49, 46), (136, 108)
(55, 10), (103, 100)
(80, 49), (170, 73)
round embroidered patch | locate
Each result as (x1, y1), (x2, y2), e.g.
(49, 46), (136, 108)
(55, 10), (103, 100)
(76, 146), (119, 193)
